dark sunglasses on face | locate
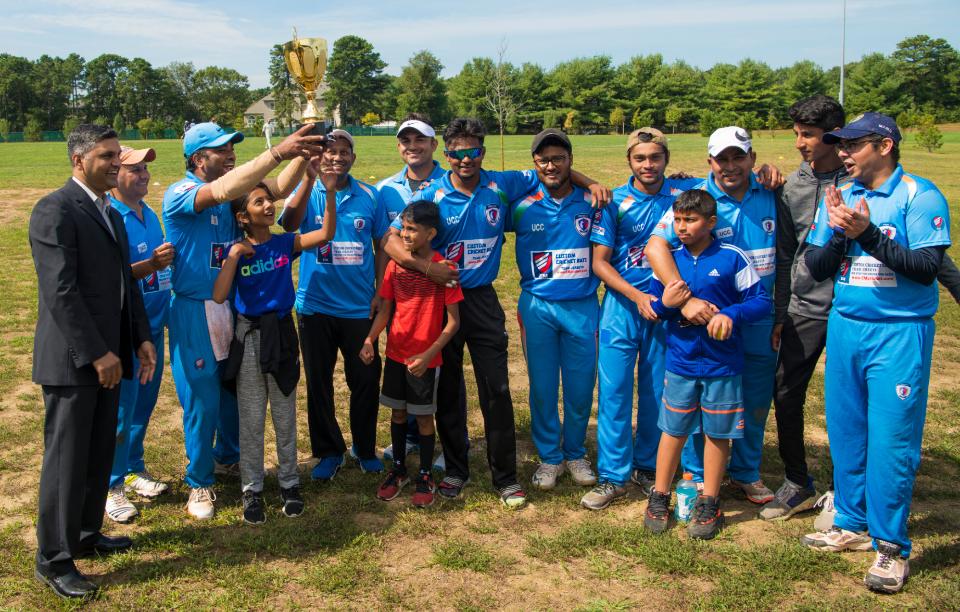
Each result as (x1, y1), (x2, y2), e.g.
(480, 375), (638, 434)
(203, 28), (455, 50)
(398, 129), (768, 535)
(444, 147), (484, 160)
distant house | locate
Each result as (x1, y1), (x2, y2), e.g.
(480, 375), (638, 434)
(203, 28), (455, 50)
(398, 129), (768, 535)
(244, 86), (340, 128)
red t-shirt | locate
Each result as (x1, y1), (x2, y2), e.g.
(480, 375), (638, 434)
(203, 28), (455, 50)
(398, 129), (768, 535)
(380, 253), (463, 368)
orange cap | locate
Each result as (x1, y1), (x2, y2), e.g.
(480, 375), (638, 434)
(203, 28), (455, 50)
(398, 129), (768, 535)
(119, 145), (156, 165)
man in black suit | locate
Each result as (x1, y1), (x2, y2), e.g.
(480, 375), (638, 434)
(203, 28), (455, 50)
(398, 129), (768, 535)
(30, 124), (155, 599)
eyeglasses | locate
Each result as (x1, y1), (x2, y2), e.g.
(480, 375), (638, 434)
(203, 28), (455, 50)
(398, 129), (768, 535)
(837, 136), (883, 154)
(444, 147), (484, 160)
(533, 155), (570, 168)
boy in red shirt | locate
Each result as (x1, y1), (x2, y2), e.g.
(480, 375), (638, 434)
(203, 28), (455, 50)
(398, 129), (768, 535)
(360, 200), (462, 507)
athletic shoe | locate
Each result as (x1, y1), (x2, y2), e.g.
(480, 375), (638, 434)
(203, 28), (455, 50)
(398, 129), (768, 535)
(802, 526), (873, 552)
(498, 484), (528, 509)
(311, 455), (344, 482)
(581, 481), (627, 511)
(357, 455), (385, 474)
(864, 541), (909, 594)
(186, 486), (216, 520)
(688, 495), (724, 540)
(412, 472), (436, 508)
(242, 490), (265, 525)
(531, 462), (564, 490)
(567, 458), (598, 486)
(105, 485), (138, 523)
(437, 476), (467, 499)
(813, 490), (836, 532)
(124, 471), (168, 498)
(432, 452), (446, 472)
(382, 441), (418, 463)
(213, 461), (240, 478)
(730, 478), (775, 504)
(759, 478), (818, 521)
(377, 469), (410, 501)
(630, 469), (656, 497)
(280, 486), (304, 517)
(644, 489), (671, 534)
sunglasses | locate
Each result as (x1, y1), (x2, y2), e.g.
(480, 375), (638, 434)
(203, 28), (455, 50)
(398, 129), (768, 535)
(444, 147), (484, 160)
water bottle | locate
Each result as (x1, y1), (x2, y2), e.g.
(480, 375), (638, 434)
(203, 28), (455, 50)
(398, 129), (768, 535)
(674, 474), (698, 522)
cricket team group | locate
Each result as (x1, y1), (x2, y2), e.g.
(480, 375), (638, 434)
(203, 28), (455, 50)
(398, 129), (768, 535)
(29, 91), (957, 598)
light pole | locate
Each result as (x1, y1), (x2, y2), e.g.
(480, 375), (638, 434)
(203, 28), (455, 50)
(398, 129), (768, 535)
(839, 0), (846, 105)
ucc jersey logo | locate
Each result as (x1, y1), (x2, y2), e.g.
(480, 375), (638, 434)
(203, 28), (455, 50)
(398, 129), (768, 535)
(896, 384), (912, 400)
(574, 214), (591, 237)
(933, 216), (945, 231)
(761, 217), (775, 234)
(532, 251), (553, 278)
(446, 242), (465, 268)
(485, 204), (501, 226)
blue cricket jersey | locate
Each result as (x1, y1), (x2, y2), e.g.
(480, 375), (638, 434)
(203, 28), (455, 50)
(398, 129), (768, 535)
(589, 177), (691, 292)
(391, 169), (539, 289)
(650, 240), (771, 377)
(652, 173), (778, 325)
(376, 161), (446, 222)
(109, 195), (170, 332)
(281, 175), (389, 319)
(509, 183), (599, 301)
(162, 171), (241, 300)
(806, 165), (951, 319)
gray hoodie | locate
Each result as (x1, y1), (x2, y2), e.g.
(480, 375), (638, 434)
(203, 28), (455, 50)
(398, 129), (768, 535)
(775, 161), (850, 322)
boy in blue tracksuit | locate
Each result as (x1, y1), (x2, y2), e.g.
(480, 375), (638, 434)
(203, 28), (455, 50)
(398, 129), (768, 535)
(800, 113), (950, 594)
(643, 190), (771, 540)
(509, 129), (600, 492)
(645, 126), (780, 505)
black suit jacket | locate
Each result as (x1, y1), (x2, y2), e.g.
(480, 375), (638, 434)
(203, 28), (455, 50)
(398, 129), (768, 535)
(29, 178), (152, 387)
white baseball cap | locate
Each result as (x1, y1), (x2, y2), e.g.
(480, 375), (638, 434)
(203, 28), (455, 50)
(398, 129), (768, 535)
(707, 126), (752, 157)
(396, 119), (436, 138)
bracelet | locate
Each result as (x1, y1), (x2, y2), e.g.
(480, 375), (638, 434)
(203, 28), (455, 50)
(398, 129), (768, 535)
(425, 261), (434, 277)
(269, 147), (282, 164)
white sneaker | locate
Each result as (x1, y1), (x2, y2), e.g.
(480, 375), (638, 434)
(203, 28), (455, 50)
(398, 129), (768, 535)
(813, 490), (836, 532)
(802, 526), (873, 552)
(105, 485), (138, 523)
(186, 487), (217, 520)
(382, 441), (418, 462)
(432, 452), (446, 472)
(531, 462), (565, 490)
(865, 542), (909, 594)
(567, 458), (598, 486)
(214, 461), (240, 477)
(125, 471), (169, 498)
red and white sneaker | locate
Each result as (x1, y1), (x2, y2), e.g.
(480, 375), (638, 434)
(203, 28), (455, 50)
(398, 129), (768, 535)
(411, 472), (436, 508)
(377, 469), (410, 501)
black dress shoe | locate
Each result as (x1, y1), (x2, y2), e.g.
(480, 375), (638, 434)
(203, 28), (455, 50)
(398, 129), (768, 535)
(76, 534), (133, 558)
(35, 568), (98, 599)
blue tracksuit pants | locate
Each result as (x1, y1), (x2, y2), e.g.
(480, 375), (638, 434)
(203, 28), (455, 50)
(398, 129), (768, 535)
(596, 289), (666, 485)
(518, 291), (598, 466)
(825, 312), (933, 557)
(682, 322), (776, 483)
(110, 327), (165, 488)
(169, 295), (240, 489)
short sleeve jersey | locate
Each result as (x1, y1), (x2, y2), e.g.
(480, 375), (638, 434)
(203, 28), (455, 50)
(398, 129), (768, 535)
(391, 169), (539, 289)
(806, 165), (951, 319)
(162, 171), (241, 300)
(376, 161), (446, 222)
(509, 183), (599, 301)
(589, 177), (690, 293)
(380, 253), (464, 368)
(109, 195), (170, 332)
(232, 232), (297, 317)
(652, 173), (777, 325)
(281, 175), (389, 319)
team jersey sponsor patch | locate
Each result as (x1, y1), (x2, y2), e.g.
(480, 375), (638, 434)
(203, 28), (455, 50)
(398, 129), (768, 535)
(896, 384), (911, 400)
(446, 237), (499, 270)
(354, 217), (366, 231)
(574, 213), (591, 237)
(484, 204), (502, 227)
(530, 248), (590, 280)
(761, 217), (775, 234)
(137, 242), (148, 254)
(141, 267), (172, 293)
(316, 241), (363, 265)
(209, 241), (234, 269)
(626, 245), (649, 269)
(745, 247), (775, 276)
(838, 255), (897, 287)
(932, 215), (945, 231)
(715, 226), (734, 240)
(878, 224), (897, 239)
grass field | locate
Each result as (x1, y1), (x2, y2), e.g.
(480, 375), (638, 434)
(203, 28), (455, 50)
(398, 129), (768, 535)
(0, 130), (958, 610)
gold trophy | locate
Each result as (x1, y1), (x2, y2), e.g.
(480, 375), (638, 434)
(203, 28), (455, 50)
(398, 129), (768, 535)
(282, 30), (328, 124)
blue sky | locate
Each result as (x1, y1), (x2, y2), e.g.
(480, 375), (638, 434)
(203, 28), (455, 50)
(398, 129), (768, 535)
(4, 0), (958, 87)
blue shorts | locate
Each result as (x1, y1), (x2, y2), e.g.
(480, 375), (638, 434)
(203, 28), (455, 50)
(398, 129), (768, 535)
(659, 371), (745, 439)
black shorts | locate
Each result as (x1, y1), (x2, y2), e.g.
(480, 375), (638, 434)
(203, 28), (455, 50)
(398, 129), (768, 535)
(380, 357), (439, 415)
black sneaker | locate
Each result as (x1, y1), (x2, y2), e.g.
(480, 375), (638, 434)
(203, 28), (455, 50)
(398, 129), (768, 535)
(242, 490), (266, 525)
(631, 469), (656, 497)
(644, 489), (671, 534)
(437, 476), (468, 499)
(688, 495), (724, 540)
(280, 486), (304, 517)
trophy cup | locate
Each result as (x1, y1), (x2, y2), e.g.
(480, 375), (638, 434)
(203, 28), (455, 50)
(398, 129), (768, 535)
(282, 30), (328, 124)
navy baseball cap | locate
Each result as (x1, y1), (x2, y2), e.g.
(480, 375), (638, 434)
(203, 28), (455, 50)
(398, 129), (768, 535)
(183, 122), (245, 157)
(822, 112), (901, 145)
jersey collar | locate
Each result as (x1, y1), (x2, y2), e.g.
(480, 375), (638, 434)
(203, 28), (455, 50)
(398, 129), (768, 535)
(705, 171), (761, 203)
(536, 182), (587, 208)
(107, 194), (150, 218)
(392, 160), (444, 187)
(626, 176), (673, 200)
(851, 164), (903, 197)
